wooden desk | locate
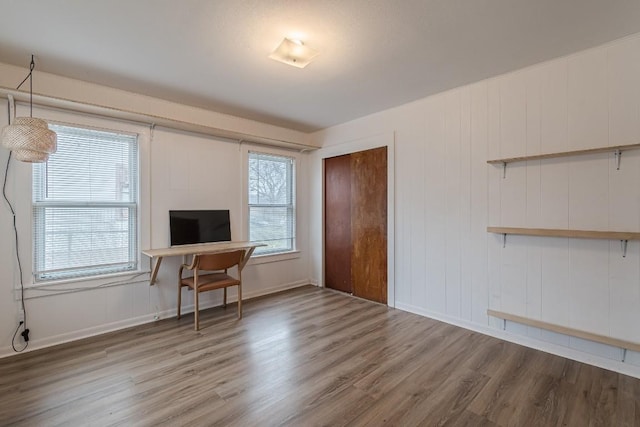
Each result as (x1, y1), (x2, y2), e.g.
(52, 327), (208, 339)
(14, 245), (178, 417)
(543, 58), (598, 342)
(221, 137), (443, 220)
(142, 241), (264, 285)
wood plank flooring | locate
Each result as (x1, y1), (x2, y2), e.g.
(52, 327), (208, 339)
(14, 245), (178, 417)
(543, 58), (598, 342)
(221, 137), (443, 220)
(1, 285), (639, 426)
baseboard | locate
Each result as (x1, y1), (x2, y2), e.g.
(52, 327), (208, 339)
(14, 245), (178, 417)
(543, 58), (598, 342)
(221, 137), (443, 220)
(0, 280), (311, 359)
(395, 302), (640, 380)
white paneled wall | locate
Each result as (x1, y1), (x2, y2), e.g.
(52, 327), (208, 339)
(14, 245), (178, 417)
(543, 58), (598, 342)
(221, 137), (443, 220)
(312, 33), (640, 376)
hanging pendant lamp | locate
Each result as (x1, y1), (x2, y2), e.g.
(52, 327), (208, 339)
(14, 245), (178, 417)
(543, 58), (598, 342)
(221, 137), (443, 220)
(1, 55), (57, 163)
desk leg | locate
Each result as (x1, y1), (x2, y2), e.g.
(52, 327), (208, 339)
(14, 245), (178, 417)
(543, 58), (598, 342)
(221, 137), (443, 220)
(149, 256), (163, 286)
(239, 247), (256, 271)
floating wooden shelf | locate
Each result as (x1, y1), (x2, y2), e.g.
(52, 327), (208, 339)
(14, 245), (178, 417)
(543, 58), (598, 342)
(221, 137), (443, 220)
(486, 143), (640, 165)
(487, 227), (640, 241)
(488, 309), (640, 353)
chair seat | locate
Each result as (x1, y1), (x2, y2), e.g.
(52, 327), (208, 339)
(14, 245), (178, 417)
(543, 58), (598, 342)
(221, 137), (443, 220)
(180, 272), (240, 292)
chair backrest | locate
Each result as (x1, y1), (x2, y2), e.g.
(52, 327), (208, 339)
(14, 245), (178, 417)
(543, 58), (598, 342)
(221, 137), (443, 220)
(196, 250), (244, 271)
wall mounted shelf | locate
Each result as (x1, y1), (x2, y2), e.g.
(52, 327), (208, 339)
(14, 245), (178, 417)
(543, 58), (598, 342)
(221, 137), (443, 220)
(487, 143), (640, 177)
(488, 309), (640, 360)
(487, 226), (640, 241)
(487, 227), (640, 257)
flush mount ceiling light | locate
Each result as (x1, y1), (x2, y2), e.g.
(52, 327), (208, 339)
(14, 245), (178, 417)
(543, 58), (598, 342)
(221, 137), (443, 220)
(1, 55), (56, 163)
(269, 38), (319, 68)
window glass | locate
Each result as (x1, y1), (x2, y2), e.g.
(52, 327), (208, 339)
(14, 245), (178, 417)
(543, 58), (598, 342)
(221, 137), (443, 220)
(32, 123), (138, 281)
(248, 152), (295, 255)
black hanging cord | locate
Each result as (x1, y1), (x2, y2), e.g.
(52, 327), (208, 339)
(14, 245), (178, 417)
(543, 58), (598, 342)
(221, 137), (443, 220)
(3, 56), (37, 352)
(15, 55), (35, 97)
(4, 129), (28, 353)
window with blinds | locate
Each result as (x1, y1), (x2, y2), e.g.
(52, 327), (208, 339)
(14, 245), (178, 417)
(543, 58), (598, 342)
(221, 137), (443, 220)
(32, 123), (139, 282)
(248, 151), (295, 255)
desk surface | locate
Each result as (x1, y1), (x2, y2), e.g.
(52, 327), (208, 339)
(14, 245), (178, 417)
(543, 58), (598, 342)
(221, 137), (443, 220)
(142, 241), (264, 258)
(142, 241), (265, 286)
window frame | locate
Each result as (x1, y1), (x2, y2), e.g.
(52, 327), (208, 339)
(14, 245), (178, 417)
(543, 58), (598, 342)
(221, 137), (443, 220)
(244, 148), (298, 259)
(32, 122), (140, 282)
(20, 105), (150, 287)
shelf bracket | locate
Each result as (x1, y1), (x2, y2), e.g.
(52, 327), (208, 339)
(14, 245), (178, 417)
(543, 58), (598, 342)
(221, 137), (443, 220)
(502, 233), (507, 248)
(614, 149), (622, 170)
(621, 240), (628, 258)
(502, 162), (507, 179)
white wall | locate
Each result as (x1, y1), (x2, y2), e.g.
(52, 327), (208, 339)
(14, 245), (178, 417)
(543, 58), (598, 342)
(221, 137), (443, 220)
(0, 87), (311, 357)
(311, 34), (640, 378)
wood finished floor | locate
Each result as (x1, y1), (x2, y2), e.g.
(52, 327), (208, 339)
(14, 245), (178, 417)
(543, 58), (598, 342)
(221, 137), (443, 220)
(1, 285), (639, 427)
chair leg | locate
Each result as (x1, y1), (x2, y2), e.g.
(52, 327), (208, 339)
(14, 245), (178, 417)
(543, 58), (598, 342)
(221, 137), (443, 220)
(237, 284), (242, 319)
(194, 288), (200, 331)
(177, 284), (182, 319)
(223, 287), (227, 308)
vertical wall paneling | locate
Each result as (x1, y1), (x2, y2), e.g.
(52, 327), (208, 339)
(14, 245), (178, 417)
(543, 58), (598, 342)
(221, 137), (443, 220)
(540, 237), (571, 328)
(567, 49), (608, 151)
(609, 240), (640, 343)
(407, 112), (426, 308)
(524, 68), (543, 332)
(460, 88), (473, 321)
(608, 36), (640, 148)
(497, 73), (527, 225)
(608, 37), (640, 231)
(470, 82), (489, 324)
(525, 68), (542, 228)
(539, 61), (570, 231)
(445, 90), (462, 317)
(169, 146), (190, 191)
(498, 74), (528, 321)
(569, 239), (610, 336)
(568, 154), (609, 231)
(394, 129), (411, 304)
(539, 61), (569, 154)
(487, 79), (502, 328)
(499, 73), (528, 159)
(424, 97), (447, 313)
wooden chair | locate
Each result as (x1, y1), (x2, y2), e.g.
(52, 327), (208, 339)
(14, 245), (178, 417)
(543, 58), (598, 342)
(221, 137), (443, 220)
(177, 250), (244, 330)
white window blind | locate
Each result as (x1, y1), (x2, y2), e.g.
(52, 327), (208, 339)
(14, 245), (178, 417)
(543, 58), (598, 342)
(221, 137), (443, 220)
(32, 123), (138, 281)
(248, 151), (295, 255)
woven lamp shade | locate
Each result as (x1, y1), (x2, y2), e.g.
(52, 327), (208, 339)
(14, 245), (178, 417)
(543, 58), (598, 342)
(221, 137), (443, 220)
(1, 117), (57, 163)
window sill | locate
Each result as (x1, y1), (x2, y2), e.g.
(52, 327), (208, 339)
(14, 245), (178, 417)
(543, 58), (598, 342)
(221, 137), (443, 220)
(246, 250), (301, 266)
(23, 269), (151, 291)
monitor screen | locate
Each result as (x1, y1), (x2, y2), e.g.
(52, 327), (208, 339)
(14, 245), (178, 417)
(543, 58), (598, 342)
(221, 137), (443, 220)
(169, 210), (231, 246)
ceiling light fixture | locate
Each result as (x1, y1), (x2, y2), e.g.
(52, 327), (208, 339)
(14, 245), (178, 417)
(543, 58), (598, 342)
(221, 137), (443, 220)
(1, 55), (57, 163)
(269, 38), (319, 68)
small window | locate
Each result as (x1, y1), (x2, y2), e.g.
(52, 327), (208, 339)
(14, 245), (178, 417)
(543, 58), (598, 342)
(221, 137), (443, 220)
(32, 123), (139, 281)
(248, 151), (295, 255)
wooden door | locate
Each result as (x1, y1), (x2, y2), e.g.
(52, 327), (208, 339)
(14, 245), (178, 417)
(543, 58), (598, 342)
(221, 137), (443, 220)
(351, 147), (387, 304)
(324, 147), (387, 304)
(324, 154), (352, 293)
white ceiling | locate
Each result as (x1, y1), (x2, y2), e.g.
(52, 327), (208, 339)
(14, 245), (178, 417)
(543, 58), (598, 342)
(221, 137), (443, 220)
(2, 1), (640, 132)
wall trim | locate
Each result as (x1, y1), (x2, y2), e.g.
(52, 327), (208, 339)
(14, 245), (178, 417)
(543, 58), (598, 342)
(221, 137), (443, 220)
(0, 280), (311, 359)
(395, 302), (640, 380)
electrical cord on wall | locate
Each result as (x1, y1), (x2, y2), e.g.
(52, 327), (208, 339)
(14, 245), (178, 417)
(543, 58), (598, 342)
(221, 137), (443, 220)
(4, 101), (29, 352)
(3, 61), (39, 351)
(3, 151), (29, 352)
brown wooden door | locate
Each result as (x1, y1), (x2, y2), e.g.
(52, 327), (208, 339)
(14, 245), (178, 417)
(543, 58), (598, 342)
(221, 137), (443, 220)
(351, 147), (387, 304)
(324, 154), (352, 293)
(324, 147), (387, 304)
